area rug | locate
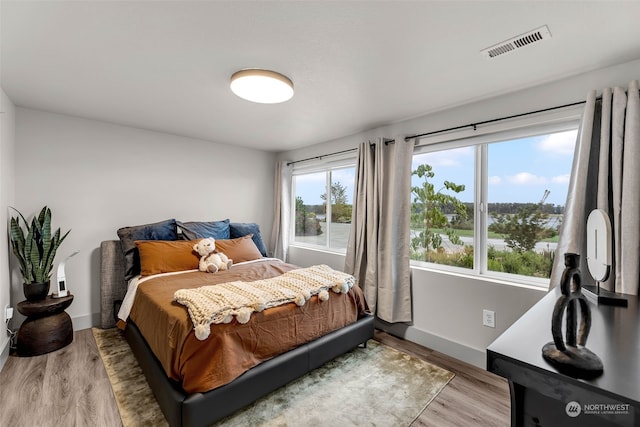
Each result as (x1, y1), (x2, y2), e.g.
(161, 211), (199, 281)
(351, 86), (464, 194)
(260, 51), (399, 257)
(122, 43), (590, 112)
(92, 328), (454, 427)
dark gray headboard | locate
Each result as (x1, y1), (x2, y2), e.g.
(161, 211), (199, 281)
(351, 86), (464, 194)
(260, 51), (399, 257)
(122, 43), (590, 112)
(100, 240), (127, 329)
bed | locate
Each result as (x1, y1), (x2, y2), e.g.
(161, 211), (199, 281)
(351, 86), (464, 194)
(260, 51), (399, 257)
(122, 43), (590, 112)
(99, 219), (374, 427)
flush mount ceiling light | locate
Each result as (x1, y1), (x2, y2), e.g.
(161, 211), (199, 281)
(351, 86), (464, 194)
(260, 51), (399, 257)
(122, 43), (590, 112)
(230, 69), (294, 104)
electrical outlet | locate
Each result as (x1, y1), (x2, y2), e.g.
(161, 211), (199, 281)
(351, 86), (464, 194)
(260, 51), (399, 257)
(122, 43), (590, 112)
(4, 305), (13, 322)
(483, 309), (495, 328)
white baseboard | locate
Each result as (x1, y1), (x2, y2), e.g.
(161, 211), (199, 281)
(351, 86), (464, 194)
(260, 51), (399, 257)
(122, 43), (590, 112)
(376, 321), (486, 369)
(72, 312), (101, 331)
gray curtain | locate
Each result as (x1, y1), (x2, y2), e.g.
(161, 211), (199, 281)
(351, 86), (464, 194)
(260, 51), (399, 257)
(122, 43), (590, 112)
(269, 160), (292, 261)
(550, 80), (640, 295)
(345, 137), (413, 322)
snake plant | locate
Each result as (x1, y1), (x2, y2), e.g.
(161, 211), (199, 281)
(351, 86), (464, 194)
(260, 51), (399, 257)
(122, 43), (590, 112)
(9, 206), (70, 284)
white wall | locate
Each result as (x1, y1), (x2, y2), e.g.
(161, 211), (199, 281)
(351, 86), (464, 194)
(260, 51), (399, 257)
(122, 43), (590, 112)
(0, 88), (16, 371)
(13, 108), (276, 330)
(282, 58), (640, 367)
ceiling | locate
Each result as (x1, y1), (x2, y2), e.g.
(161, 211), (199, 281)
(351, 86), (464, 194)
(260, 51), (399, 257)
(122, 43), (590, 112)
(2, 1), (640, 152)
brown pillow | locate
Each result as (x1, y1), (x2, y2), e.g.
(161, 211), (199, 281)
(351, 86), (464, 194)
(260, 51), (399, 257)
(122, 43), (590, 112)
(214, 235), (263, 263)
(135, 240), (201, 276)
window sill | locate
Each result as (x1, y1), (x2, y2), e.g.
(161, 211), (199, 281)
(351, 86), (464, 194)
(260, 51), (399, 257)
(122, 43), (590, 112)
(410, 263), (550, 292)
(288, 243), (347, 256)
(288, 245), (549, 292)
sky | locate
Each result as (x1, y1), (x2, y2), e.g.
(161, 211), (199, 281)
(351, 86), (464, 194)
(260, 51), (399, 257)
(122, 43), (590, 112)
(294, 129), (577, 207)
(411, 129), (577, 206)
(294, 168), (356, 205)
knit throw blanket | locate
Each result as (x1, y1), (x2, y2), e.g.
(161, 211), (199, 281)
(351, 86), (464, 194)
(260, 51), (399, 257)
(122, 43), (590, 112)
(174, 264), (356, 340)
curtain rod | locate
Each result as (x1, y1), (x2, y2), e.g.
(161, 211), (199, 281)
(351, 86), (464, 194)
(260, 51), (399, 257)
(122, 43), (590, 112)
(404, 100), (586, 141)
(405, 89), (640, 141)
(286, 147), (357, 166)
(286, 138), (395, 166)
(286, 100), (588, 167)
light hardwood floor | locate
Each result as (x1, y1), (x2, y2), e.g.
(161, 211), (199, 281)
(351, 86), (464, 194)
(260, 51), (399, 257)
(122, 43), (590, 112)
(0, 329), (510, 426)
(0, 329), (122, 427)
(374, 330), (511, 427)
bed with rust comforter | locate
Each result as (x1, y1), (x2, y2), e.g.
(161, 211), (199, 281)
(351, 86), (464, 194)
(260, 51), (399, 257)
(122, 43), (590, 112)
(121, 258), (368, 393)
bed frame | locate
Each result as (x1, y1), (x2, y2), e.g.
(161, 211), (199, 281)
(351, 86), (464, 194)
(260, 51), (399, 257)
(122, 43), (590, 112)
(100, 240), (374, 427)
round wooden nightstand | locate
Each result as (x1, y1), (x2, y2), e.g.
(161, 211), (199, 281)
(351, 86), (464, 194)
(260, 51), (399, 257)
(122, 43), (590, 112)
(16, 294), (74, 356)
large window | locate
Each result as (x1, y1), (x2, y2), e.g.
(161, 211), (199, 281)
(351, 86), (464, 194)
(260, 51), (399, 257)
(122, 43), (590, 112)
(410, 122), (578, 285)
(292, 165), (355, 251)
(411, 147), (475, 267)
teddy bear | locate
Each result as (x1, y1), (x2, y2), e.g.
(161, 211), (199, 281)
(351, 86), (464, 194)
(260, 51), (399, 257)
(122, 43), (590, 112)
(193, 237), (232, 273)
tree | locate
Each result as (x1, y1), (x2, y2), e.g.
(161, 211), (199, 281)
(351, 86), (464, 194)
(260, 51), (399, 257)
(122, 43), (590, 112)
(489, 190), (551, 252)
(321, 182), (349, 205)
(295, 196), (322, 236)
(410, 164), (467, 260)
(320, 181), (352, 223)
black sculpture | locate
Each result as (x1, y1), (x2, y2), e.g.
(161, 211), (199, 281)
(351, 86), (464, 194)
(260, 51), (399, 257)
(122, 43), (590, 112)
(542, 253), (603, 378)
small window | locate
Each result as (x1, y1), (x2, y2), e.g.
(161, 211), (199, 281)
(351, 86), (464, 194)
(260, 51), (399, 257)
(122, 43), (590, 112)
(292, 166), (355, 252)
(411, 147), (475, 269)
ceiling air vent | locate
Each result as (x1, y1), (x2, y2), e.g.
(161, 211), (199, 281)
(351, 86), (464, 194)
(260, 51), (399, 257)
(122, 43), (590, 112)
(481, 25), (552, 59)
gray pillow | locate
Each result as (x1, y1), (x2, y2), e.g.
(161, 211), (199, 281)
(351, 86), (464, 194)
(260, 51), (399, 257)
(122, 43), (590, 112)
(117, 219), (178, 281)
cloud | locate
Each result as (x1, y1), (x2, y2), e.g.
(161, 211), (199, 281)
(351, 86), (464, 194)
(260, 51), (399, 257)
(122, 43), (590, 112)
(537, 130), (577, 155)
(413, 146), (473, 168)
(506, 172), (548, 185)
(488, 176), (501, 185)
(552, 174), (571, 184)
